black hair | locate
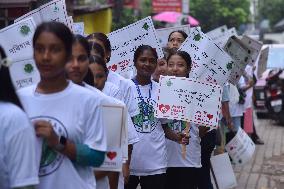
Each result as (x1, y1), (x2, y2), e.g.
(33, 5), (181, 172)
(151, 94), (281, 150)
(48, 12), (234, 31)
(0, 46), (23, 109)
(83, 68), (95, 86)
(73, 34), (90, 57)
(33, 22), (73, 59)
(168, 30), (188, 42)
(133, 45), (158, 64)
(167, 50), (192, 75)
(89, 41), (105, 59)
(86, 32), (111, 54)
(89, 55), (109, 75)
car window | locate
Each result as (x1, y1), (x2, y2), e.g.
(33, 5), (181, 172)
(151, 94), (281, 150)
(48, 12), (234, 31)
(267, 47), (284, 69)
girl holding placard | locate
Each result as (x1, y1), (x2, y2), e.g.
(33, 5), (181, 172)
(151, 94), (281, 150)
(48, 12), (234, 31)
(17, 22), (107, 189)
(166, 50), (202, 189)
(0, 46), (39, 189)
(126, 45), (188, 189)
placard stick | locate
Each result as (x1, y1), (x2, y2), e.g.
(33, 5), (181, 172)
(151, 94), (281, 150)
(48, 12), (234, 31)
(182, 122), (191, 159)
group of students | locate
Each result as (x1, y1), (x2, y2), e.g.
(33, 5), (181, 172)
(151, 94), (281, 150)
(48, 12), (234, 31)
(0, 21), (261, 189)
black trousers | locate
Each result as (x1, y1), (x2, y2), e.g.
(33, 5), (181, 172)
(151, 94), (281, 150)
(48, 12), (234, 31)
(166, 167), (200, 189)
(125, 173), (166, 189)
(197, 129), (216, 189)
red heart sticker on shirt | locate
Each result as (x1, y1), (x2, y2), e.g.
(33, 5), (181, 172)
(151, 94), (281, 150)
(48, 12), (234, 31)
(107, 152), (117, 160)
(111, 64), (118, 72)
(159, 104), (170, 114)
(207, 114), (213, 120)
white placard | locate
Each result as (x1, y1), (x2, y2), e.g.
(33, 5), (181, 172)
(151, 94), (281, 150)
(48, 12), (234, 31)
(206, 26), (237, 48)
(15, 0), (69, 27)
(107, 17), (163, 77)
(0, 18), (36, 62)
(210, 153), (237, 189)
(225, 128), (255, 166)
(179, 27), (234, 86)
(73, 22), (85, 35)
(155, 76), (222, 128)
(95, 105), (127, 172)
(241, 35), (263, 66)
(257, 47), (269, 78)
(9, 59), (40, 90)
(224, 36), (251, 85)
(156, 25), (191, 48)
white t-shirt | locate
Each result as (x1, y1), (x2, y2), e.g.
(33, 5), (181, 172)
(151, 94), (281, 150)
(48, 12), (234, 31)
(130, 81), (167, 176)
(166, 121), (201, 168)
(0, 102), (39, 189)
(17, 82), (107, 189)
(107, 71), (139, 117)
(102, 81), (123, 101)
(229, 84), (244, 117)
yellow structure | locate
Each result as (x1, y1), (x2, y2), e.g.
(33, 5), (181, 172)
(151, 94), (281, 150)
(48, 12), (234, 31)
(73, 5), (112, 35)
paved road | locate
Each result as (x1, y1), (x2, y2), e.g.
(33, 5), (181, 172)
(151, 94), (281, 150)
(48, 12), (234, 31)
(232, 117), (284, 189)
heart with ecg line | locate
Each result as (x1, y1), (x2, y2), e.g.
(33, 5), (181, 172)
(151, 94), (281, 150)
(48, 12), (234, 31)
(107, 152), (117, 160)
(159, 104), (170, 114)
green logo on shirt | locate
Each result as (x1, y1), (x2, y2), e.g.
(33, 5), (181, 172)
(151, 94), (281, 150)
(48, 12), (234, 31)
(133, 100), (157, 133)
(31, 116), (67, 177)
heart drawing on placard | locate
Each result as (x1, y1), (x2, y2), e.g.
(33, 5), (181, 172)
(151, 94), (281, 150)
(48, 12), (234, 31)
(107, 152), (117, 160)
(159, 104), (170, 114)
(111, 64), (118, 72)
(207, 114), (213, 120)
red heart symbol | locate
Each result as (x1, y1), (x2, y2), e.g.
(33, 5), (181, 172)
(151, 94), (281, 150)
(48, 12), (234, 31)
(111, 64), (117, 72)
(207, 114), (213, 120)
(159, 104), (170, 114)
(107, 151), (117, 160)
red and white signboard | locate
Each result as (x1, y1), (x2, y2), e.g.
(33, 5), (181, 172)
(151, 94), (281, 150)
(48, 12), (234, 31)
(152, 0), (182, 13)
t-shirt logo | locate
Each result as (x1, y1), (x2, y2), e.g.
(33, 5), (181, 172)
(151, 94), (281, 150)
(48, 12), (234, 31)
(133, 99), (157, 133)
(31, 116), (68, 177)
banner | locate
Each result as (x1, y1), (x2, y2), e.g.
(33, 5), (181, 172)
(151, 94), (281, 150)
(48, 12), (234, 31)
(257, 47), (269, 78)
(152, 0), (182, 13)
(107, 17), (163, 77)
(210, 153), (237, 189)
(155, 76), (222, 128)
(0, 18), (36, 62)
(95, 105), (127, 172)
(241, 35), (263, 66)
(15, 0), (69, 28)
(156, 25), (190, 48)
(224, 36), (251, 85)
(179, 27), (234, 86)
(225, 128), (255, 165)
(206, 26), (238, 48)
(9, 59), (40, 90)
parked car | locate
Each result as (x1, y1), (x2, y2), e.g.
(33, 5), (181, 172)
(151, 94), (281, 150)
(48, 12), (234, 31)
(253, 44), (284, 118)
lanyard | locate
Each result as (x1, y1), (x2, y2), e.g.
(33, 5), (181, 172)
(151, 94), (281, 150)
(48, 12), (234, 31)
(132, 78), (152, 118)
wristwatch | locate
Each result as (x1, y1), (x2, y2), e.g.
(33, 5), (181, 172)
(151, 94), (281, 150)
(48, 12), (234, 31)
(54, 136), (67, 151)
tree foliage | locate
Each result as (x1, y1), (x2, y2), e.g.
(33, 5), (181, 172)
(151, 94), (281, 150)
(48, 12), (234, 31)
(190, 0), (250, 32)
(257, 0), (284, 26)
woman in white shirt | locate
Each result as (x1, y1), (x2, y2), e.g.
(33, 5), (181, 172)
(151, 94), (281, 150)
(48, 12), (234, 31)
(126, 45), (188, 189)
(0, 46), (39, 189)
(166, 50), (201, 189)
(18, 22), (107, 189)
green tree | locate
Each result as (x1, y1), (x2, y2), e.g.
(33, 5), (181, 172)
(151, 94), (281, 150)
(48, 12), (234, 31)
(190, 0), (250, 32)
(258, 0), (284, 26)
